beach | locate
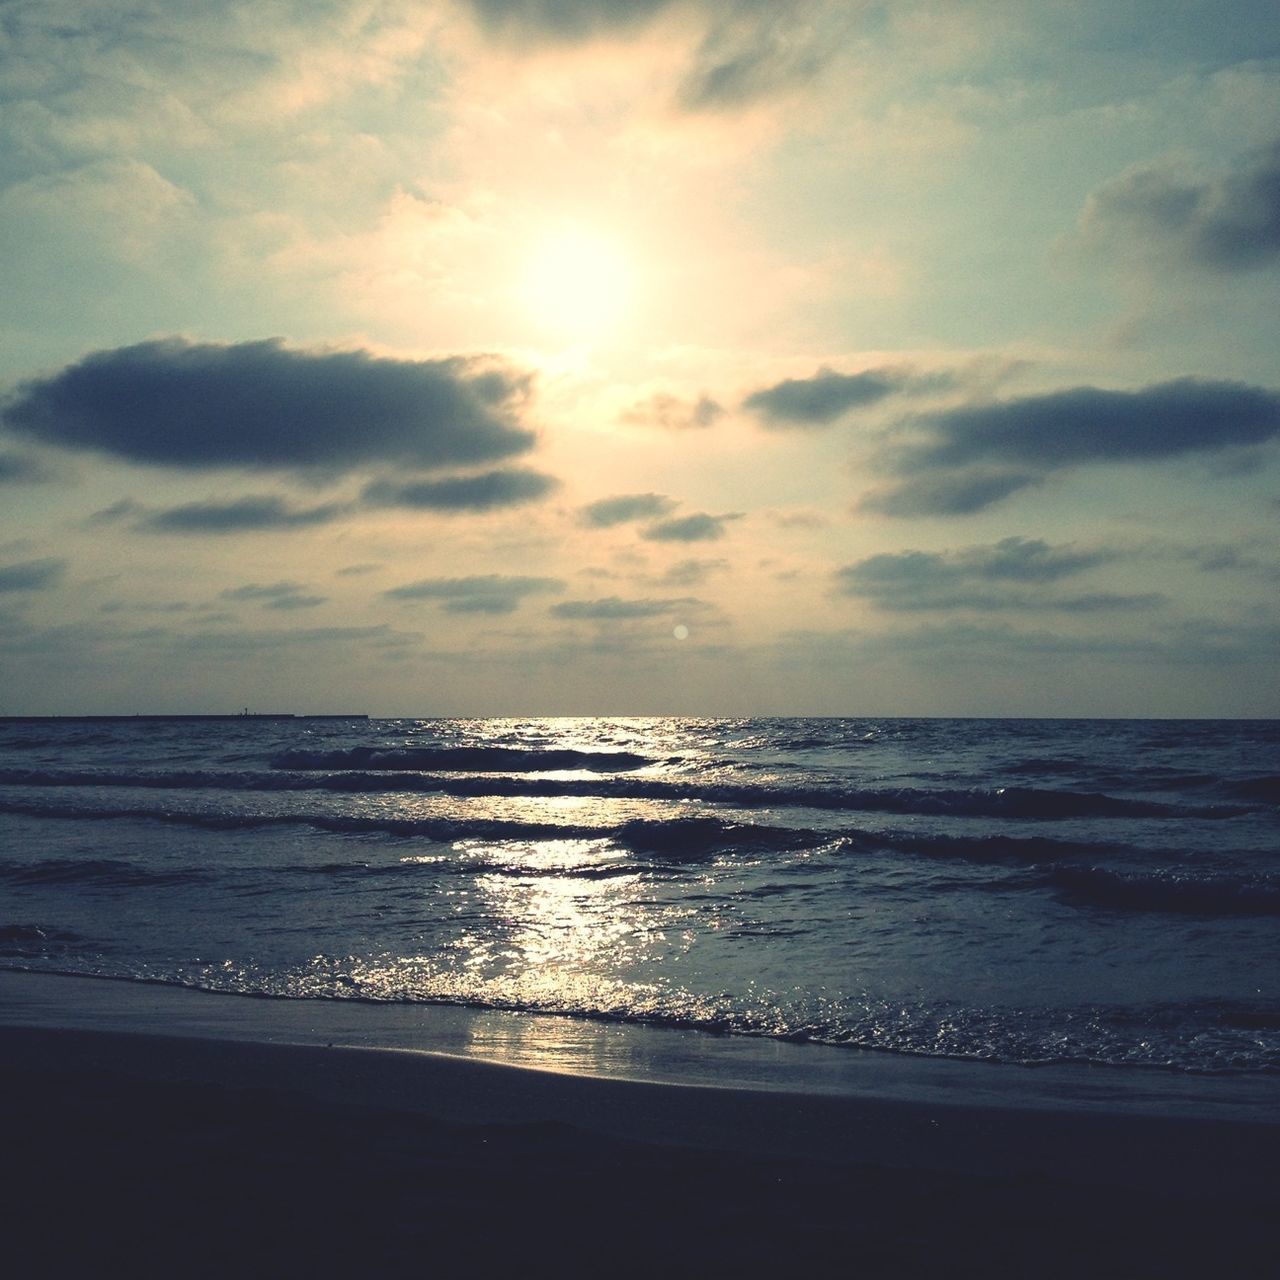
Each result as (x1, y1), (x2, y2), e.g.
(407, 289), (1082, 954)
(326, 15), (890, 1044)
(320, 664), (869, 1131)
(3, 716), (1277, 1274)
(3, 973), (1278, 1277)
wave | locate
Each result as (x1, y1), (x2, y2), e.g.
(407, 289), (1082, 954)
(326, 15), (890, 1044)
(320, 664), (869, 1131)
(0, 923), (85, 957)
(0, 766), (1252, 822)
(0, 797), (826, 865)
(1222, 774), (1280, 805)
(269, 746), (655, 773)
(0, 856), (207, 888)
(0, 795), (1139, 862)
(0, 792), (1242, 875)
(612, 816), (818, 858)
(6, 964), (1274, 1075)
(1044, 865), (1280, 917)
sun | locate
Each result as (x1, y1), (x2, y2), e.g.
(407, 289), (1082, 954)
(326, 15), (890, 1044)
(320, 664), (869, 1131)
(517, 223), (637, 345)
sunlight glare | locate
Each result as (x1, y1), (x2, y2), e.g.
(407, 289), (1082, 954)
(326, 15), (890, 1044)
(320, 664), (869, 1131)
(518, 223), (637, 345)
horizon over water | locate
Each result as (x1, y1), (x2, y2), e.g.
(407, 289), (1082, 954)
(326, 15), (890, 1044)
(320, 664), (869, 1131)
(2, 715), (1277, 1103)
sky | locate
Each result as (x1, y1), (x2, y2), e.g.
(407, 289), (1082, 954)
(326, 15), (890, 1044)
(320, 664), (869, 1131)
(1, 0), (1278, 717)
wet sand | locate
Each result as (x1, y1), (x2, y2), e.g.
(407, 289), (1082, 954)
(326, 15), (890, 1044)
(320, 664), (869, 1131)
(3, 1014), (1279, 1277)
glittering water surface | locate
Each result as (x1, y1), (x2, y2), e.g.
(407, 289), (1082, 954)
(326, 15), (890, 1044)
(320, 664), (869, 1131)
(1, 716), (1277, 1073)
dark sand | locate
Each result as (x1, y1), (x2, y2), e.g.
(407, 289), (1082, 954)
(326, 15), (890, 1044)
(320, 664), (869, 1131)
(2, 978), (1278, 1277)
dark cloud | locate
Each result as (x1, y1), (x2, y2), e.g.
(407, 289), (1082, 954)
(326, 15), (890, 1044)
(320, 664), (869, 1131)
(743, 366), (947, 428)
(363, 468), (557, 512)
(464, 0), (672, 41)
(0, 452), (51, 484)
(1081, 138), (1280, 273)
(335, 563), (382, 577)
(141, 495), (345, 533)
(867, 378), (1280, 516)
(641, 512), (741, 542)
(0, 557), (65, 592)
(3, 338), (535, 473)
(909, 379), (1280, 469)
(621, 392), (725, 430)
(551, 596), (697, 620)
(384, 575), (564, 614)
(835, 538), (1156, 613)
(220, 582), (327, 610)
(579, 493), (678, 528)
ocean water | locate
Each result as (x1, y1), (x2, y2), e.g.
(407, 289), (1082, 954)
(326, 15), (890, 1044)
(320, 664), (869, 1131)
(1, 716), (1277, 1078)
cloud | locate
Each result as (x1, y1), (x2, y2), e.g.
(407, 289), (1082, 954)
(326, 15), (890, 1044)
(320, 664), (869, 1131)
(579, 492), (678, 527)
(0, 558), (66, 593)
(551, 595), (698, 620)
(363, 467), (557, 512)
(676, 4), (838, 111)
(659, 558), (728, 586)
(220, 582), (327, 610)
(86, 499), (144, 526)
(3, 338), (536, 473)
(1079, 138), (1280, 273)
(865, 378), (1280, 515)
(860, 471), (1042, 518)
(835, 538), (1161, 613)
(463, 0), (673, 42)
(384, 574), (564, 613)
(620, 393), (725, 430)
(0, 452), (51, 484)
(141, 495), (346, 533)
(641, 512), (741, 542)
(169, 624), (414, 658)
(743, 366), (947, 428)
(461, 0), (841, 111)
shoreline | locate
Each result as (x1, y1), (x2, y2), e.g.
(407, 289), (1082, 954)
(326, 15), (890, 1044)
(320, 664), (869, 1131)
(3, 969), (1277, 1187)
(4, 971), (1279, 1274)
(2, 968), (1276, 1123)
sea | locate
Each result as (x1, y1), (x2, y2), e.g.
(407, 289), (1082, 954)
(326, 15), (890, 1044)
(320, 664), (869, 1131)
(1, 715), (1277, 1091)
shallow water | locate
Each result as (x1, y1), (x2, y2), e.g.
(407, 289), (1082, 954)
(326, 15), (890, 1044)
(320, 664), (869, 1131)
(1, 716), (1277, 1076)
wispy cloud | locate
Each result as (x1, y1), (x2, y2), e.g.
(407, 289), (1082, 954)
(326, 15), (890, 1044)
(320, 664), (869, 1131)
(578, 492), (678, 527)
(743, 366), (949, 428)
(641, 512), (742, 542)
(384, 574), (564, 613)
(620, 393), (725, 430)
(0, 557), (66, 593)
(141, 495), (346, 533)
(551, 595), (699, 620)
(835, 537), (1161, 613)
(0, 452), (52, 484)
(1079, 137), (1280, 274)
(363, 468), (558, 512)
(220, 582), (327, 610)
(460, 0), (841, 112)
(658, 557), (728, 586)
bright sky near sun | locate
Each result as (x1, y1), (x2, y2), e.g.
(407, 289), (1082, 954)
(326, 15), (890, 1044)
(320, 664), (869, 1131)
(1, 0), (1278, 716)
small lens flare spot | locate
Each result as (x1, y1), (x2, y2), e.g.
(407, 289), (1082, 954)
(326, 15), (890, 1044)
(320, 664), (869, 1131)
(673, 624), (689, 640)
